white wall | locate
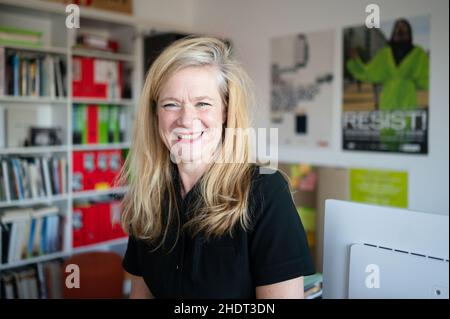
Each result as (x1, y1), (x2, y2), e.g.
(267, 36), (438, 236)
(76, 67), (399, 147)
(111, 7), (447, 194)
(134, 0), (195, 31)
(189, 0), (449, 215)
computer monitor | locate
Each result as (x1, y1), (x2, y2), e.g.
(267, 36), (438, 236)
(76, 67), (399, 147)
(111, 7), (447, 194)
(322, 199), (449, 299)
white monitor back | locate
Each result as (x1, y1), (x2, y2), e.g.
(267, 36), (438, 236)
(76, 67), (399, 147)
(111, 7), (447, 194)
(322, 200), (449, 299)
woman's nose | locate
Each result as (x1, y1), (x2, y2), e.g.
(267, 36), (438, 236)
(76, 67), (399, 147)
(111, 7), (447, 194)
(178, 105), (197, 127)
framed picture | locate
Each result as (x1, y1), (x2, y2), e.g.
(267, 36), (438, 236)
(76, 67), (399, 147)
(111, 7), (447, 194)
(29, 127), (63, 146)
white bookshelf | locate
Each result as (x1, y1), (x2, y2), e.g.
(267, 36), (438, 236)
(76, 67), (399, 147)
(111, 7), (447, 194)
(71, 237), (128, 255)
(0, 44), (68, 55)
(72, 142), (131, 151)
(0, 96), (68, 104)
(0, 145), (68, 155)
(0, 251), (68, 271)
(71, 48), (135, 62)
(72, 98), (135, 106)
(0, 193), (68, 208)
(72, 187), (128, 200)
(0, 0), (144, 272)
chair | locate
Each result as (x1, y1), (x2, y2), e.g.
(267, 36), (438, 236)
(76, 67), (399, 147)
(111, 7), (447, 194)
(62, 251), (125, 299)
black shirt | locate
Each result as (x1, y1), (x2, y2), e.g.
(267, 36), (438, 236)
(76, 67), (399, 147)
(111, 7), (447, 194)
(122, 165), (315, 298)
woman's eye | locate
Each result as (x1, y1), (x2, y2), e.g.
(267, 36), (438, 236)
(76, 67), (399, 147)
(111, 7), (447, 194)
(197, 102), (211, 108)
(162, 103), (179, 108)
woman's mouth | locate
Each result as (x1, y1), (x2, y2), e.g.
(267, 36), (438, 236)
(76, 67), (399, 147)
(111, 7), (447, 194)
(176, 130), (205, 143)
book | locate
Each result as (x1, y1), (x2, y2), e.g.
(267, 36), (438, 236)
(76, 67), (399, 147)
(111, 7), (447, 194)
(1, 208), (31, 263)
(0, 46), (5, 96)
(54, 56), (64, 97)
(0, 105), (5, 148)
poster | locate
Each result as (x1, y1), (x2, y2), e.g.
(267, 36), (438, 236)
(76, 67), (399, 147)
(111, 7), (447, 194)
(349, 168), (408, 208)
(271, 30), (334, 148)
(278, 163), (318, 259)
(342, 15), (430, 154)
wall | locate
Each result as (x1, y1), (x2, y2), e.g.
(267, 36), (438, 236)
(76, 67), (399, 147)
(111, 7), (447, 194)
(134, 0), (195, 31)
(190, 0), (449, 215)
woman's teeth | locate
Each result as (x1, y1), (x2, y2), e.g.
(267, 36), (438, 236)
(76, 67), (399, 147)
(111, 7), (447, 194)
(178, 131), (203, 140)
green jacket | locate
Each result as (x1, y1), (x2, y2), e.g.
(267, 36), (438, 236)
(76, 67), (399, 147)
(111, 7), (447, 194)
(347, 46), (429, 110)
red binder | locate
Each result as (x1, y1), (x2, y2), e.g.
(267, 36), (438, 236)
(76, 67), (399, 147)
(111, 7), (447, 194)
(96, 202), (111, 242)
(72, 151), (85, 191)
(83, 204), (98, 245)
(72, 207), (84, 248)
(87, 104), (98, 144)
(110, 201), (126, 239)
(108, 149), (123, 187)
(73, 151), (96, 191)
(94, 150), (110, 190)
(72, 57), (108, 98)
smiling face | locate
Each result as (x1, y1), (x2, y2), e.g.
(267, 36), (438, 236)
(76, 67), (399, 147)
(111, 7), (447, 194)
(157, 66), (226, 164)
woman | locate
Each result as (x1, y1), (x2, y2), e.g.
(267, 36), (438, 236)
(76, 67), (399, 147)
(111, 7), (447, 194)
(119, 37), (315, 299)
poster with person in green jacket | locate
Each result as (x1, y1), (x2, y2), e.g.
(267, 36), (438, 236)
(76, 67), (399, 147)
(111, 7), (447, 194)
(342, 15), (429, 154)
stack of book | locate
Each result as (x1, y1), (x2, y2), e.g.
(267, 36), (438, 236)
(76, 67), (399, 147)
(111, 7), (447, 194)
(0, 260), (63, 299)
(0, 47), (66, 97)
(75, 33), (119, 53)
(0, 156), (67, 202)
(304, 273), (323, 299)
(0, 205), (63, 264)
(72, 104), (126, 144)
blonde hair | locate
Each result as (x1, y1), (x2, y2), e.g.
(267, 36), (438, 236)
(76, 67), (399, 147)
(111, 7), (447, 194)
(118, 37), (255, 248)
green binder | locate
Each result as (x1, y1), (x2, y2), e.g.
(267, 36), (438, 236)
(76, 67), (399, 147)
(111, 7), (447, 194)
(98, 104), (109, 144)
(108, 105), (120, 143)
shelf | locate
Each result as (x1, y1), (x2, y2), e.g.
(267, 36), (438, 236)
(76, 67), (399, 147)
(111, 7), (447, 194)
(71, 48), (135, 62)
(0, 251), (67, 271)
(72, 187), (128, 200)
(2, 44), (68, 55)
(0, 95), (68, 105)
(0, 237), (129, 270)
(0, 0), (137, 27)
(0, 0), (141, 273)
(0, 194), (69, 208)
(0, 145), (68, 155)
(72, 98), (135, 106)
(72, 143), (131, 151)
(71, 237), (128, 255)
